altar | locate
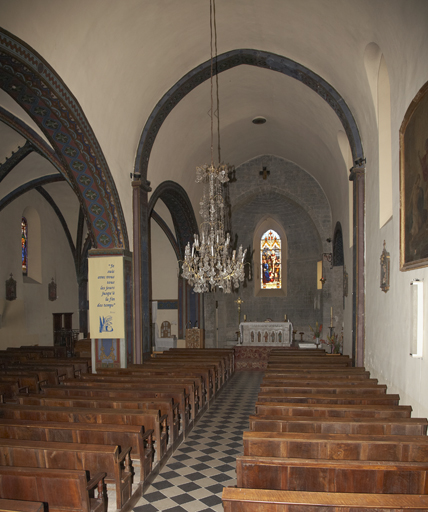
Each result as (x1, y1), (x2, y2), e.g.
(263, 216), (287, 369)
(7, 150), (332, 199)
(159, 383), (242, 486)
(239, 321), (293, 347)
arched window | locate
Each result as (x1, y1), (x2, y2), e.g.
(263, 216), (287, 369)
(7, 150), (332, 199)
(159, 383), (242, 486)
(261, 229), (281, 289)
(21, 217), (28, 276)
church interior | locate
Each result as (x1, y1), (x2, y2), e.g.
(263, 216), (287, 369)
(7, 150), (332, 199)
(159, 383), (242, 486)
(1, 0), (428, 509)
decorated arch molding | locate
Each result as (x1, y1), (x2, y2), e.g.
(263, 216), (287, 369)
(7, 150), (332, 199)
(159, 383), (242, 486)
(135, 49), (364, 179)
(148, 181), (199, 260)
(0, 28), (128, 250)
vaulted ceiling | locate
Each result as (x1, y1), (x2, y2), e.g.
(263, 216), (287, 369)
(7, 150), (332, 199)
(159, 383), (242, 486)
(0, 0), (426, 248)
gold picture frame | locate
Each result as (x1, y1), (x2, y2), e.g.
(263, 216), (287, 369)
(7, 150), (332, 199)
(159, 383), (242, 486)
(400, 80), (428, 270)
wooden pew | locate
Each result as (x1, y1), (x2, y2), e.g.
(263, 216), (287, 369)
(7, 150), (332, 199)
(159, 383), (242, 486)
(258, 382), (387, 395)
(0, 381), (27, 401)
(131, 361), (217, 398)
(243, 431), (428, 461)
(0, 374), (38, 393)
(166, 348), (235, 376)
(7, 358), (86, 379)
(11, 346), (67, 358)
(263, 369), (372, 380)
(255, 401), (412, 418)
(0, 438), (132, 510)
(222, 487), (428, 511)
(41, 383), (190, 436)
(255, 391), (399, 406)
(0, 418), (154, 483)
(0, 367), (60, 386)
(76, 374), (200, 418)
(249, 414), (428, 435)
(30, 357), (91, 374)
(139, 360), (220, 395)
(0, 466), (106, 512)
(92, 368), (205, 409)
(0, 499), (44, 512)
(267, 356), (353, 367)
(17, 394), (181, 447)
(265, 361), (352, 369)
(150, 353), (229, 384)
(0, 403), (168, 463)
(236, 455), (428, 494)
(5, 361), (80, 379)
(261, 376), (379, 386)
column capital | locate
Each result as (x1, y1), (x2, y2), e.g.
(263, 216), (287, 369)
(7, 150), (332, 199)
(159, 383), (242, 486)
(132, 178), (152, 193)
(349, 165), (366, 181)
(88, 248), (132, 259)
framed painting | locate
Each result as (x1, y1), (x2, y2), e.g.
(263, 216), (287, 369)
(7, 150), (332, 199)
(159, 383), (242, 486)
(400, 81), (428, 270)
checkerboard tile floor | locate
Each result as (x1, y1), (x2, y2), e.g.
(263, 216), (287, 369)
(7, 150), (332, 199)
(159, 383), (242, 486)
(132, 371), (263, 512)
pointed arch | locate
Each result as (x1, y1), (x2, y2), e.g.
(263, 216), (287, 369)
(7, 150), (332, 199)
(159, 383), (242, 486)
(135, 49), (364, 180)
(0, 28), (128, 250)
(149, 181), (200, 336)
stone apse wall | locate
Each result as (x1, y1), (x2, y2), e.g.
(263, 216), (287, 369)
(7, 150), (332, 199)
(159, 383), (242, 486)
(203, 155), (333, 347)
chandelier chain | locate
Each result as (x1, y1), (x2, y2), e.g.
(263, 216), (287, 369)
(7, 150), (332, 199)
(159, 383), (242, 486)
(181, 0), (246, 294)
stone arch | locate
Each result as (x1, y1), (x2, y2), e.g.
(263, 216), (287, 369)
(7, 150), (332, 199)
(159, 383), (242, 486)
(148, 181), (198, 259)
(148, 181), (200, 336)
(0, 28), (128, 250)
(135, 49), (364, 179)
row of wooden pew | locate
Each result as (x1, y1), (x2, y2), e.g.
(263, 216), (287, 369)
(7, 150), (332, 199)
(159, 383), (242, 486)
(222, 348), (428, 511)
(0, 346), (234, 512)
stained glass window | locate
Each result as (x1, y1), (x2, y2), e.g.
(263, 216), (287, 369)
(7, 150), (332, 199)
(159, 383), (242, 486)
(261, 229), (281, 289)
(21, 217), (28, 276)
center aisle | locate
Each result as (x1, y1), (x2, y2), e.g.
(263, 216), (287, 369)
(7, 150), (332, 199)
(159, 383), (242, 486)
(133, 371), (264, 512)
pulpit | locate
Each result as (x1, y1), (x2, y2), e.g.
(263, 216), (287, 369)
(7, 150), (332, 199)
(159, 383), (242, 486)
(186, 328), (205, 348)
(240, 321), (292, 347)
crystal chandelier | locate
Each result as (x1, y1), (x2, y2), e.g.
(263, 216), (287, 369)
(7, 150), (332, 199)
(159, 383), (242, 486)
(182, 0), (246, 294)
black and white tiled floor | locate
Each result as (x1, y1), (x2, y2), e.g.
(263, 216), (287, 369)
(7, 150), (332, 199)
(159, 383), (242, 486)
(132, 371), (263, 512)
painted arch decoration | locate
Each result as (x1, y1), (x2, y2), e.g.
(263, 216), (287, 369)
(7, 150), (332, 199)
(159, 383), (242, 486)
(0, 28), (128, 250)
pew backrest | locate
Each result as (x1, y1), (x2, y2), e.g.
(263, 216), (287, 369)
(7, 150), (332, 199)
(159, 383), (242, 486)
(222, 487), (428, 511)
(0, 466), (106, 512)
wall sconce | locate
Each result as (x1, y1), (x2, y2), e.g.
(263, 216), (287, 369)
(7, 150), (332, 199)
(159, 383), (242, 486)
(322, 252), (333, 269)
(5, 273), (16, 301)
(48, 277), (57, 301)
(410, 279), (423, 358)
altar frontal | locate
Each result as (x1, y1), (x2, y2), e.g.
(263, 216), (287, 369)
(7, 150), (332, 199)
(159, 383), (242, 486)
(240, 321), (292, 347)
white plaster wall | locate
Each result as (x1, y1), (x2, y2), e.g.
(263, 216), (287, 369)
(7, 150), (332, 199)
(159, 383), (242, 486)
(364, 35), (428, 417)
(0, 190), (79, 348)
(150, 217), (179, 336)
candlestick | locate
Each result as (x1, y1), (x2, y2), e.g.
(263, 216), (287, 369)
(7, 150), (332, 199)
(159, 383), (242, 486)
(330, 307), (333, 327)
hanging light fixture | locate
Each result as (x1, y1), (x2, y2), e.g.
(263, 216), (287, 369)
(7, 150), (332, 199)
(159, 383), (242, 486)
(182, 0), (246, 294)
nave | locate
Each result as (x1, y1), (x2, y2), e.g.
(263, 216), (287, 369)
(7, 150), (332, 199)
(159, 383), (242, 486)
(132, 371), (264, 512)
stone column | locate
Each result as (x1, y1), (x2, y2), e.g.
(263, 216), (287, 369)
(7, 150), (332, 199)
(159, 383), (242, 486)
(349, 164), (365, 367)
(77, 274), (88, 337)
(132, 178), (152, 363)
(88, 248), (133, 370)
